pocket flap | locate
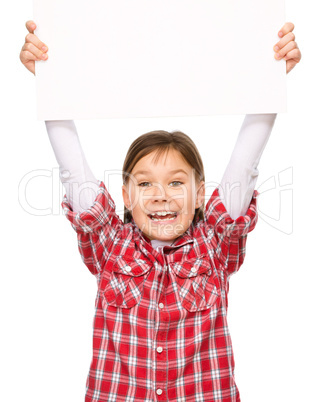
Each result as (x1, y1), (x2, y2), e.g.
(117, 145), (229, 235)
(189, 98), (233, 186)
(113, 255), (153, 277)
(170, 255), (213, 278)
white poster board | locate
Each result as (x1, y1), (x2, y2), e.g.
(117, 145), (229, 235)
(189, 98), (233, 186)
(33, 0), (286, 120)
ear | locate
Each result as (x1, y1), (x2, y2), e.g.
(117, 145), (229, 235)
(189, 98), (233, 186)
(195, 181), (205, 209)
(122, 184), (131, 210)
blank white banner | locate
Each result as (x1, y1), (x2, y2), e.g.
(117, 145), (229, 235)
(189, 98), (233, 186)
(33, 0), (286, 120)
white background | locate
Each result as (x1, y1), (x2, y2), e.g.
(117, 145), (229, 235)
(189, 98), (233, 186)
(1, 1), (309, 401)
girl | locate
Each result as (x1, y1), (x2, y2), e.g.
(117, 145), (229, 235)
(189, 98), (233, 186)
(20, 21), (301, 402)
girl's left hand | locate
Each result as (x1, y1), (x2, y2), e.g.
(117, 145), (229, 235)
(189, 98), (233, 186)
(274, 22), (302, 74)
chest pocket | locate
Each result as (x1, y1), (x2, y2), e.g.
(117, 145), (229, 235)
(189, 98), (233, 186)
(169, 255), (220, 312)
(101, 255), (153, 308)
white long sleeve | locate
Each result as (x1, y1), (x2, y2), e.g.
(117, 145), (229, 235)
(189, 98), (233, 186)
(218, 113), (277, 220)
(45, 120), (99, 213)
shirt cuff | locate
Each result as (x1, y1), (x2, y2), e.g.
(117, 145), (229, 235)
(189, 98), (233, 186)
(61, 180), (117, 234)
(205, 186), (259, 238)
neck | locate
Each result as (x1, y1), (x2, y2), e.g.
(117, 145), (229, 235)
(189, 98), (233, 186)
(150, 239), (173, 250)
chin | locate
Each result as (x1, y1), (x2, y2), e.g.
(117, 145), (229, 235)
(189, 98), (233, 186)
(148, 227), (185, 242)
(137, 217), (188, 242)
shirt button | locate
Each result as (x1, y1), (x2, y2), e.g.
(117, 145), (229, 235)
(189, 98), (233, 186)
(158, 303), (164, 309)
(125, 266), (132, 272)
(156, 389), (163, 395)
(60, 170), (70, 179)
(207, 269), (212, 276)
(157, 347), (163, 353)
(191, 267), (197, 273)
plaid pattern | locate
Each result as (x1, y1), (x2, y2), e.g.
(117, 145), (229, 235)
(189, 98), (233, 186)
(62, 181), (258, 402)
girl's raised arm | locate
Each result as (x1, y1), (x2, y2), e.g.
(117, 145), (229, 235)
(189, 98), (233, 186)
(219, 22), (301, 220)
(218, 113), (276, 220)
(45, 120), (99, 213)
(20, 20), (99, 213)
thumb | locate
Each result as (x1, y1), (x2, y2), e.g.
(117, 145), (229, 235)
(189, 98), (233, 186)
(25, 20), (36, 34)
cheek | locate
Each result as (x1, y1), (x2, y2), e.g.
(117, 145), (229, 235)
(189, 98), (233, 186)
(168, 187), (189, 204)
(128, 188), (141, 210)
(131, 192), (149, 217)
(175, 187), (196, 208)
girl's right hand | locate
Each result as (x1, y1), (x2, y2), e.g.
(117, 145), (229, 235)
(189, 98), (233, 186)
(19, 20), (49, 75)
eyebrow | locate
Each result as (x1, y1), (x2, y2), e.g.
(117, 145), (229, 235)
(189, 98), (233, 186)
(133, 169), (189, 177)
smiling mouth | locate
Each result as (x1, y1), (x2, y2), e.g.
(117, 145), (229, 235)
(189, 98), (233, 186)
(147, 211), (178, 222)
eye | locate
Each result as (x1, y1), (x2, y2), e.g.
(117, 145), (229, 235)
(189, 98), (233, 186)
(169, 181), (183, 187)
(138, 181), (152, 187)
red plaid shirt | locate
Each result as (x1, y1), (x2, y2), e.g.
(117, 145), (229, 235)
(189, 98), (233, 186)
(62, 180), (258, 402)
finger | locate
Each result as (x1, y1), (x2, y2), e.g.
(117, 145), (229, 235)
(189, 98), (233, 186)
(286, 59), (297, 74)
(274, 40), (297, 60)
(20, 49), (42, 64)
(278, 22), (295, 38)
(284, 48), (302, 63)
(25, 20), (37, 34)
(274, 31), (295, 52)
(21, 42), (48, 61)
(25, 32), (48, 53)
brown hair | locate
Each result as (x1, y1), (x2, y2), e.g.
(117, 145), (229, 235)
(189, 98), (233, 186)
(122, 130), (205, 224)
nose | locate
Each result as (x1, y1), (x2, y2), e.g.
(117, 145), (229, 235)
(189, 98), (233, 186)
(141, 182), (168, 202)
(151, 183), (168, 202)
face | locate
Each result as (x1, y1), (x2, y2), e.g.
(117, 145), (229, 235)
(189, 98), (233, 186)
(122, 148), (205, 242)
